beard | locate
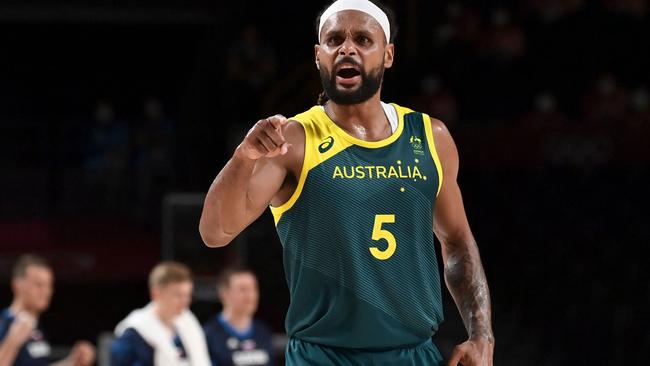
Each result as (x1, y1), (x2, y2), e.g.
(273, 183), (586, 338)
(319, 59), (385, 105)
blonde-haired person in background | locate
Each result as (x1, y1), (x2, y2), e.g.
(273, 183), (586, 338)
(110, 262), (210, 366)
(0, 254), (95, 366)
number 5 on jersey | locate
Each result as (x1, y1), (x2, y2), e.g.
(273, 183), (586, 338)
(370, 214), (396, 260)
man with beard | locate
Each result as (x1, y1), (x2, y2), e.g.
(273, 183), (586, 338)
(199, 0), (494, 365)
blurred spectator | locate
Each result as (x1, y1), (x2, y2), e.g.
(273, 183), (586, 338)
(626, 87), (649, 129)
(601, 0), (648, 17)
(110, 262), (210, 366)
(83, 99), (130, 213)
(221, 24), (277, 120)
(521, 93), (569, 132)
(518, 89), (617, 170)
(133, 98), (175, 222)
(203, 267), (273, 366)
(622, 87), (650, 160)
(409, 75), (459, 126)
(439, 4), (483, 47)
(0, 255), (96, 366)
(582, 73), (630, 126)
(522, 0), (585, 22)
(482, 9), (526, 62)
(542, 132), (614, 169)
(226, 25), (277, 93)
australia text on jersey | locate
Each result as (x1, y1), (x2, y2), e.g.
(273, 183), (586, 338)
(332, 160), (427, 181)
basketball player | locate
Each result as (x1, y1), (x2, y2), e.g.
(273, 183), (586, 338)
(0, 255), (95, 366)
(199, 0), (494, 364)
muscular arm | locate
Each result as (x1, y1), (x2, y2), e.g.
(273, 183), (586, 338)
(430, 119), (494, 362)
(199, 117), (304, 247)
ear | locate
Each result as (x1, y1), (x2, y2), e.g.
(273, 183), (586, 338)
(11, 278), (21, 294)
(150, 287), (159, 301)
(384, 43), (395, 69)
(314, 44), (321, 70)
(217, 287), (228, 304)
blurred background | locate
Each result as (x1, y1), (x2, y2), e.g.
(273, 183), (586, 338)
(0, 0), (648, 364)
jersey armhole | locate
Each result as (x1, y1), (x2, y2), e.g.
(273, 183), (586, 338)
(422, 113), (444, 196)
(269, 120), (309, 225)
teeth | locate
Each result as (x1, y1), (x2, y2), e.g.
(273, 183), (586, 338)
(338, 65), (358, 71)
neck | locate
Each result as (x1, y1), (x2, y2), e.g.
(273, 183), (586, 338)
(222, 309), (252, 332)
(324, 94), (390, 141)
(153, 303), (175, 329)
(10, 300), (38, 318)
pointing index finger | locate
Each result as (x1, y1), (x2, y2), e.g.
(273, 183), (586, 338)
(267, 114), (288, 130)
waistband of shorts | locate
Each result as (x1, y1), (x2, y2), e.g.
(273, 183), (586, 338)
(289, 336), (434, 353)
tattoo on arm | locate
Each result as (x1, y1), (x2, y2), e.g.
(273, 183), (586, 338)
(444, 239), (494, 342)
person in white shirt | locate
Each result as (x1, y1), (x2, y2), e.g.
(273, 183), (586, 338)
(110, 261), (210, 366)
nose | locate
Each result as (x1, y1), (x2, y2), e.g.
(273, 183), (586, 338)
(338, 37), (357, 56)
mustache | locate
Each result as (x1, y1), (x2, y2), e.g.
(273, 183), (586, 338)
(333, 57), (362, 70)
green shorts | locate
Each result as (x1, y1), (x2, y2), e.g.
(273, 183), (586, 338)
(285, 337), (444, 366)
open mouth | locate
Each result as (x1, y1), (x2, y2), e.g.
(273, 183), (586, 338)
(337, 66), (361, 79)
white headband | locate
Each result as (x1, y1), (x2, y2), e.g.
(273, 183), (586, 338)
(318, 0), (391, 44)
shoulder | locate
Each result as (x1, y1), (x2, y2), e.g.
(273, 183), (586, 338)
(392, 102), (448, 135)
(281, 120), (306, 145)
(288, 106), (322, 125)
(282, 105), (334, 141)
(202, 320), (225, 355)
(112, 328), (147, 349)
(395, 105), (457, 174)
(424, 116), (459, 176)
(392, 102), (455, 156)
(428, 117), (452, 140)
(253, 320), (273, 337)
(0, 309), (14, 339)
(110, 328), (151, 366)
(280, 106), (326, 143)
(387, 102), (441, 126)
(202, 318), (224, 336)
(389, 102), (416, 116)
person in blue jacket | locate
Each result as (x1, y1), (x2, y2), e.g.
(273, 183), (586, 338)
(203, 267), (274, 366)
(0, 254), (95, 366)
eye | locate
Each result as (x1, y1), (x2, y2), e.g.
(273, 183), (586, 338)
(327, 35), (344, 46)
(356, 35), (371, 45)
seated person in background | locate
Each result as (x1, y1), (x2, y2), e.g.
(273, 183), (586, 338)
(110, 261), (210, 366)
(203, 267), (274, 366)
(0, 254), (95, 366)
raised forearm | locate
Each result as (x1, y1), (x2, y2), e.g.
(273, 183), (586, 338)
(199, 150), (257, 247)
(444, 239), (494, 343)
(200, 115), (291, 247)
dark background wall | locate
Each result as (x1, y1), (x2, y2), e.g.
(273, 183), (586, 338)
(0, 0), (648, 365)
